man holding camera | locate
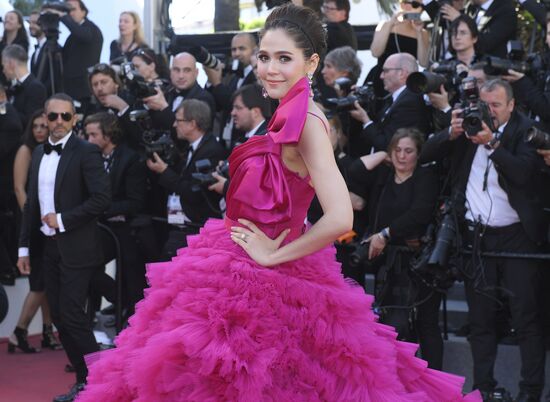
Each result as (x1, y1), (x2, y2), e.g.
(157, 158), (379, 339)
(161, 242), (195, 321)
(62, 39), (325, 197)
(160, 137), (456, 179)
(146, 99), (225, 261)
(350, 53), (431, 153)
(43, 0), (103, 107)
(144, 52), (216, 132)
(420, 79), (546, 402)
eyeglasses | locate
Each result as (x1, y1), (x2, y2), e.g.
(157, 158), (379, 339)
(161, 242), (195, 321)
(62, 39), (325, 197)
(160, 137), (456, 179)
(381, 67), (403, 73)
(321, 4), (339, 11)
(32, 123), (48, 129)
(47, 112), (73, 122)
(175, 118), (190, 123)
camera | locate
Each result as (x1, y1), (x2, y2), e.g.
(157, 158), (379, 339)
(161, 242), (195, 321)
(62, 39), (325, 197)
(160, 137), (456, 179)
(406, 61), (466, 95)
(325, 82), (377, 116)
(188, 46), (223, 70)
(410, 198), (462, 290)
(191, 159), (230, 189)
(120, 62), (158, 99)
(483, 40), (540, 76)
(524, 126), (550, 150)
(39, 1), (72, 40)
(458, 77), (495, 137)
(129, 109), (178, 165)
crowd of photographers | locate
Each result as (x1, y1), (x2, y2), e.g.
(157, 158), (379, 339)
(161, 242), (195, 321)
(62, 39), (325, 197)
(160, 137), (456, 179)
(1, 0), (550, 401)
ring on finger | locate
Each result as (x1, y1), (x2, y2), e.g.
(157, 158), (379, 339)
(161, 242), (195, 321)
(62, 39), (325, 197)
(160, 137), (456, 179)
(241, 233), (247, 241)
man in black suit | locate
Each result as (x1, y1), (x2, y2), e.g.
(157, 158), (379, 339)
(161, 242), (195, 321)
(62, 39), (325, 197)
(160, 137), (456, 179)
(350, 53), (431, 154)
(208, 83), (271, 196)
(143, 52), (216, 131)
(322, 0), (358, 52)
(420, 79), (546, 402)
(85, 112), (147, 316)
(147, 99), (225, 261)
(0, 85), (23, 286)
(29, 10), (63, 97)
(204, 32), (258, 147)
(17, 93), (111, 402)
(44, 0), (103, 106)
(2, 44), (47, 129)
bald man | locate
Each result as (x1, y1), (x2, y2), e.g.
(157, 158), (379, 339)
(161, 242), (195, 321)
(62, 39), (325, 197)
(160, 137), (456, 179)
(143, 52), (216, 130)
(350, 53), (432, 153)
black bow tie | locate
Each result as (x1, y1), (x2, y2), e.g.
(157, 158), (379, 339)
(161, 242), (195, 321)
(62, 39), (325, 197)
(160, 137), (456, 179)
(44, 143), (63, 155)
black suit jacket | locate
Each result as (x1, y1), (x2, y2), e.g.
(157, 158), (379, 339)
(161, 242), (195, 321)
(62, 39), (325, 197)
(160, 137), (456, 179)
(359, 88), (431, 152)
(10, 74), (47, 129)
(149, 83), (217, 131)
(104, 144), (147, 219)
(61, 16), (103, 101)
(520, 0), (547, 27)
(0, 103), (23, 196)
(420, 111), (546, 244)
(19, 134), (111, 268)
(465, 0), (517, 58)
(157, 133), (226, 224)
(512, 74), (550, 132)
(326, 21), (358, 52)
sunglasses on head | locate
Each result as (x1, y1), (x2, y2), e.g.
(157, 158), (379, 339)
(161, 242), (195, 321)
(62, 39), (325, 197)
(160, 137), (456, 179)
(87, 63), (112, 75)
(47, 112), (73, 122)
(401, 0), (423, 8)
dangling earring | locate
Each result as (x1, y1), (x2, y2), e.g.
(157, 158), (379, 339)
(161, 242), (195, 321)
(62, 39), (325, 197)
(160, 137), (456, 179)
(262, 86), (269, 99)
(307, 72), (314, 97)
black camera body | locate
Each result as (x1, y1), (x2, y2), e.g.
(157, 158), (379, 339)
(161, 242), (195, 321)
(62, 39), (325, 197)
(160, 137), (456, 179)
(129, 109), (178, 165)
(191, 159), (230, 189)
(406, 61), (466, 95)
(458, 77), (495, 137)
(326, 81), (377, 117)
(120, 62), (158, 99)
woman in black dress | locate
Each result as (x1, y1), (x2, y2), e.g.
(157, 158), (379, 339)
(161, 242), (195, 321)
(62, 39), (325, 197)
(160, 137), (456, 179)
(348, 127), (444, 370)
(109, 11), (148, 64)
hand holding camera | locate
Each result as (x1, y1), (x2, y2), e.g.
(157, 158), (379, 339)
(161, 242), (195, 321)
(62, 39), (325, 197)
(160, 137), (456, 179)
(143, 87), (169, 111)
(349, 101), (371, 125)
(146, 152), (168, 174)
(449, 108), (465, 140)
(203, 64), (223, 86)
(440, 3), (460, 21)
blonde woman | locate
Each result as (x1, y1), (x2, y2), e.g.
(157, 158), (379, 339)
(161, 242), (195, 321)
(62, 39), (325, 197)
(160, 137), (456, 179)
(109, 11), (148, 63)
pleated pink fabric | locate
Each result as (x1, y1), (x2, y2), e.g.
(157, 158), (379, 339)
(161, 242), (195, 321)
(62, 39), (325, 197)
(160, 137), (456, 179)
(77, 77), (481, 402)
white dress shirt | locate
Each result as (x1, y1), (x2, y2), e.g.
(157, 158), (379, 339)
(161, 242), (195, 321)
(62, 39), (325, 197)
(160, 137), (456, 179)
(18, 133), (72, 257)
(245, 120), (266, 139)
(465, 122), (520, 226)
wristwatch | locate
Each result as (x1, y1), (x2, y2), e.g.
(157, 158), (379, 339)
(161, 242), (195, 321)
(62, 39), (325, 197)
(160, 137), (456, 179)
(380, 227), (391, 241)
(485, 135), (501, 150)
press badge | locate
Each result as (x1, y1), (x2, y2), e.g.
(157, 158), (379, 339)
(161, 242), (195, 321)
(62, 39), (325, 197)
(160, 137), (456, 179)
(167, 193), (185, 225)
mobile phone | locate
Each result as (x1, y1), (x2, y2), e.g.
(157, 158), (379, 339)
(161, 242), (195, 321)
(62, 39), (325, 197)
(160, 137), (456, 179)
(403, 12), (422, 21)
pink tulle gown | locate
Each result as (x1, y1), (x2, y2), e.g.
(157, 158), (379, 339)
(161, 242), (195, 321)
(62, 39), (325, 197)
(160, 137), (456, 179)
(77, 77), (481, 402)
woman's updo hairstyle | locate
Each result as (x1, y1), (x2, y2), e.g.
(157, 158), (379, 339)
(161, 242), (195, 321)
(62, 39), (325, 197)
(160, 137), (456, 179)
(259, 3), (327, 66)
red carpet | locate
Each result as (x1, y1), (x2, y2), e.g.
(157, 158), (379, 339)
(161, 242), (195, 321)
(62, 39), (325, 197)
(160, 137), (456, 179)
(0, 335), (74, 402)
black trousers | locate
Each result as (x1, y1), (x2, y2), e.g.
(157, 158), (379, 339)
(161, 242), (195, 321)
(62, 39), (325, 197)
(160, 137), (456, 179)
(463, 223), (545, 395)
(160, 226), (200, 262)
(42, 236), (99, 383)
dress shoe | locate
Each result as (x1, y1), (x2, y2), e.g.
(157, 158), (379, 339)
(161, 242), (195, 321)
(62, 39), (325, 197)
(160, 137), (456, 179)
(52, 382), (85, 402)
(480, 388), (513, 402)
(7, 327), (40, 353)
(515, 391), (541, 402)
(41, 324), (63, 350)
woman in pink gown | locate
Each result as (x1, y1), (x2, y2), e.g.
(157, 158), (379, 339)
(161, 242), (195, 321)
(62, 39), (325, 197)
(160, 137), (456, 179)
(77, 4), (481, 401)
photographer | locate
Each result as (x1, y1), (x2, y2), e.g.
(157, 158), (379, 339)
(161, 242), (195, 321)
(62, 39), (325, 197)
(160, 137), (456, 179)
(43, 0), (103, 106)
(146, 99), (225, 261)
(203, 32), (258, 148)
(85, 112), (147, 317)
(420, 79), (546, 401)
(350, 53), (431, 153)
(130, 48), (170, 88)
(502, 17), (550, 132)
(347, 128), (442, 369)
(143, 52), (216, 132)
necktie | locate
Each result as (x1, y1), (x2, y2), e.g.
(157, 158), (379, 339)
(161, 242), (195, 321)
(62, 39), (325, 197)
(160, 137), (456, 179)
(103, 154), (114, 173)
(185, 147), (194, 168)
(44, 143), (63, 155)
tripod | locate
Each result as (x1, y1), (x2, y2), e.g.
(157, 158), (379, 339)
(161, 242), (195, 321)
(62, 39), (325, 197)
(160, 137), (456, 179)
(35, 35), (64, 95)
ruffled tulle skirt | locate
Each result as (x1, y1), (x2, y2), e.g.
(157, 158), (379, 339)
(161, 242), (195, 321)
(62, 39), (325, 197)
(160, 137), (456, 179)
(77, 219), (480, 402)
